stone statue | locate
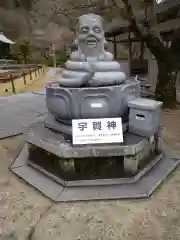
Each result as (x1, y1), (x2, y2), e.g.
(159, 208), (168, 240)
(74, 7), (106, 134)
(55, 14), (126, 87)
(45, 14), (141, 135)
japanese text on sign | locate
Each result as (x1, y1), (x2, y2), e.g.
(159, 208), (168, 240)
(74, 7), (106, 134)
(72, 118), (123, 145)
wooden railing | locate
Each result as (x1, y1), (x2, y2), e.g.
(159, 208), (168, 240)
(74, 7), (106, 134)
(0, 64), (46, 94)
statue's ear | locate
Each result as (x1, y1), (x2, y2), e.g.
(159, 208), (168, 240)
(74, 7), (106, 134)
(71, 39), (78, 51)
(104, 40), (108, 50)
(76, 17), (80, 33)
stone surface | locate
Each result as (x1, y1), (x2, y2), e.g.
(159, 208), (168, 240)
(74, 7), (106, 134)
(0, 136), (51, 240)
(33, 89), (45, 95)
(26, 143), (162, 186)
(33, 68), (59, 95)
(11, 143), (180, 202)
(0, 93), (47, 139)
(0, 109), (180, 240)
(12, 164), (64, 200)
(26, 120), (151, 158)
(124, 135), (156, 173)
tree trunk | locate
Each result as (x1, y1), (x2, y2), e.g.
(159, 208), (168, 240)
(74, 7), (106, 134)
(155, 61), (177, 108)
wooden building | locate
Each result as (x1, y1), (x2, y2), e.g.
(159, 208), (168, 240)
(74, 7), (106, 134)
(104, 0), (180, 82)
(0, 33), (15, 59)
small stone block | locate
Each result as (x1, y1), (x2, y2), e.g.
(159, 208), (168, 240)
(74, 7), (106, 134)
(128, 98), (163, 137)
(124, 136), (155, 174)
(124, 155), (139, 174)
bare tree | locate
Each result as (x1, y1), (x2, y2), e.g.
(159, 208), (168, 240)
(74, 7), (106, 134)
(0, 7), (29, 39)
(30, 0), (105, 32)
(106, 0), (180, 107)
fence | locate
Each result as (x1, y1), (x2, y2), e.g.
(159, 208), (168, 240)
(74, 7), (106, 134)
(0, 64), (46, 94)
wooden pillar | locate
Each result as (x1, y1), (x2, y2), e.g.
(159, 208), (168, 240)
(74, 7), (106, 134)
(23, 71), (26, 85)
(140, 40), (144, 60)
(113, 36), (117, 60)
(10, 75), (16, 94)
(128, 30), (132, 77)
(52, 43), (56, 68)
(35, 68), (37, 77)
(29, 68), (32, 80)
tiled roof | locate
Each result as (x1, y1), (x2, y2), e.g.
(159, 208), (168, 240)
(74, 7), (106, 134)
(0, 33), (15, 44)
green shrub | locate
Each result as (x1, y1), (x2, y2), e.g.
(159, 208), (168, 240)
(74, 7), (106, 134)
(56, 51), (69, 67)
(116, 55), (128, 60)
(40, 51), (69, 67)
(11, 38), (32, 63)
(41, 56), (53, 66)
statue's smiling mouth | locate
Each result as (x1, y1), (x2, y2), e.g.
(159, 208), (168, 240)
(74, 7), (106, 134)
(86, 37), (97, 47)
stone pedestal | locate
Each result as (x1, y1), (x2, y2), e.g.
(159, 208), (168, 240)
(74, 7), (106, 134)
(10, 120), (180, 201)
(25, 120), (158, 180)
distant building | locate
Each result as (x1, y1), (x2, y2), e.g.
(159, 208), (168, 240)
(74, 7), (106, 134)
(0, 33), (15, 59)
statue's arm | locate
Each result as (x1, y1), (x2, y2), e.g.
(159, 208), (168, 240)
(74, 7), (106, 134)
(70, 51), (85, 61)
(104, 52), (114, 61)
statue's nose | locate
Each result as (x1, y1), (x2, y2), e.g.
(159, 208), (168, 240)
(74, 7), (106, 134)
(89, 29), (94, 35)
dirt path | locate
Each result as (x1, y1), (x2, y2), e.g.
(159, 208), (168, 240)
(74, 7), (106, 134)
(0, 109), (180, 240)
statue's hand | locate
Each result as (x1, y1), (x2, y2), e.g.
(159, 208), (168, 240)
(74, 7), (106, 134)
(88, 62), (96, 73)
(115, 79), (122, 85)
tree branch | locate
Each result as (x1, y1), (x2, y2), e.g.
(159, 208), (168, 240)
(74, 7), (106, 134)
(170, 26), (180, 61)
(113, 0), (170, 62)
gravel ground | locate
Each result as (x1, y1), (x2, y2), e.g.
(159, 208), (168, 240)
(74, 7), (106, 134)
(0, 109), (180, 240)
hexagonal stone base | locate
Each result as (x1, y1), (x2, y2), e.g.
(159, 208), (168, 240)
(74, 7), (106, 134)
(26, 121), (160, 176)
(10, 120), (180, 202)
(11, 144), (180, 201)
(26, 143), (161, 185)
(26, 121), (154, 158)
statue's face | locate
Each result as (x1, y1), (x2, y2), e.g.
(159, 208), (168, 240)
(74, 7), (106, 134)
(77, 16), (104, 49)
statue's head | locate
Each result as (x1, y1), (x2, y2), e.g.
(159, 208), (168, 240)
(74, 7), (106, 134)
(76, 14), (104, 54)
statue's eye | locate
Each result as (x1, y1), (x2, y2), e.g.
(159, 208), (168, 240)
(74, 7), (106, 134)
(93, 26), (101, 33)
(80, 26), (89, 33)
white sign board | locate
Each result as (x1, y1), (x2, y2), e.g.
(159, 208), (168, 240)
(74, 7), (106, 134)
(72, 118), (123, 145)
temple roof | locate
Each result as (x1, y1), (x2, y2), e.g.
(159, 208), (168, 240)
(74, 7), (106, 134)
(0, 33), (15, 44)
(105, 17), (180, 39)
